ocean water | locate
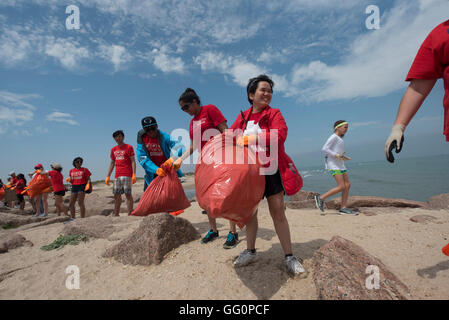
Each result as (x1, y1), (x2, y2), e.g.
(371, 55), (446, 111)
(298, 154), (449, 202)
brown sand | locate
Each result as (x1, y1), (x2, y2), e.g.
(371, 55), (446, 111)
(0, 176), (448, 300)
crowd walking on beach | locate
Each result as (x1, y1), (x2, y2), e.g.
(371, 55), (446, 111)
(2, 19), (449, 273)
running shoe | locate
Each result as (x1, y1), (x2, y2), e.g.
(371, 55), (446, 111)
(201, 210), (207, 215)
(223, 232), (239, 249)
(201, 229), (219, 244)
(285, 256), (306, 275)
(339, 208), (358, 215)
(233, 249), (257, 267)
(38, 213), (48, 218)
(314, 195), (325, 213)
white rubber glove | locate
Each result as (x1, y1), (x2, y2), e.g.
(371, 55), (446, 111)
(385, 124), (405, 163)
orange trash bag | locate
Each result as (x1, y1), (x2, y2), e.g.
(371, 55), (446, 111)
(443, 243), (449, 256)
(195, 132), (265, 229)
(131, 166), (191, 216)
(0, 187), (5, 202)
(27, 173), (52, 199)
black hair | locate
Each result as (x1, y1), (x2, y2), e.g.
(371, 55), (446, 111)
(179, 88), (201, 105)
(17, 174), (26, 186)
(334, 120), (347, 130)
(246, 74), (274, 105)
(73, 157), (83, 167)
(113, 130), (124, 138)
(54, 167), (63, 173)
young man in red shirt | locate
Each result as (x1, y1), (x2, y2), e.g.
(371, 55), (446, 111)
(106, 130), (137, 216)
(386, 20), (449, 162)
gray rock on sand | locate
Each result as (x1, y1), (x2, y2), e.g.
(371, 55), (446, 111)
(409, 215), (438, 224)
(324, 196), (427, 210)
(313, 236), (411, 300)
(427, 193), (449, 209)
(287, 190), (320, 209)
(103, 213), (200, 266)
(0, 233), (33, 254)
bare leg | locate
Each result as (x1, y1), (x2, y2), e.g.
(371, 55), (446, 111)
(245, 209), (258, 250)
(341, 173), (351, 208)
(267, 191), (292, 255)
(125, 193), (133, 215)
(77, 192), (86, 218)
(69, 193), (78, 218)
(55, 195), (61, 216)
(229, 221), (237, 233)
(35, 194), (42, 215)
(42, 193), (48, 214)
(320, 174), (345, 201)
(207, 215), (218, 233)
(114, 194), (122, 216)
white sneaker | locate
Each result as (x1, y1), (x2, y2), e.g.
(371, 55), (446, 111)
(285, 256), (306, 275)
(233, 249), (257, 267)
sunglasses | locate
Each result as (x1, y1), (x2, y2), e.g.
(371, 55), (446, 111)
(144, 126), (157, 131)
(181, 103), (192, 111)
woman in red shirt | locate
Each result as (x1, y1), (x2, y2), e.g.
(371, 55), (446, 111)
(47, 163), (69, 217)
(230, 74), (305, 275)
(171, 88), (239, 249)
(67, 157), (92, 218)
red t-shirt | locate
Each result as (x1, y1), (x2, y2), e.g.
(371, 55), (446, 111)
(10, 177), (18, 186)
(189, 104), (227, 150)
(48, 170), (65, 192)
(406, 20), (449, 141)
(248, 111), (263, 124)
(15, 179), (25, 194)
(69, 168), (91, 185)
(142, 134), (167, 167)
(110, 144), (135, 178)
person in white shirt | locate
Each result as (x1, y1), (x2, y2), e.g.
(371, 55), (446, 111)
(314, 120), (358, 215)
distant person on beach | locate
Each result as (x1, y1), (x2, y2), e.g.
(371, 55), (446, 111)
(67, 157), (92, 219)
(41, 163), (69, 217)
(171, 88), (239, 249)
(106, 130), (137, 216)
(32, 164), (49, 218)
(15, 174), (26, 211)
(8, 171), (18, 208)
(385, 20), (449, 162)
(230, 74), (305, 275)
(136, 116), (184, 191)
(314, 121), (358, 216)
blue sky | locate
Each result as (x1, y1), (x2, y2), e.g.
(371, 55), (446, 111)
(0, 0), (448, 181)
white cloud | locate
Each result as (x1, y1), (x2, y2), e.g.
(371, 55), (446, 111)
(45, 38), (89, 70)
(46, 111), (79, 126)
(0, 91), (40, 135)
(286, 0), (449, 102)
(152, 49), (185, 74)
(98, 44), (131, 72)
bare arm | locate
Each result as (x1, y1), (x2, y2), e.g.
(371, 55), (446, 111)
(106, 160), (115, 178)
(130, 156), (136, 175)
(394, 79), (437, 129)
(217, 121), (228, 133)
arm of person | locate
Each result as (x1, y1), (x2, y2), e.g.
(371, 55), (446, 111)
(393, 78), (437, 128)
(322, 135), (339, 158)
(136, 143), (159, 174)
(106, 160), (115, 178)
(217, 121), (228, 133)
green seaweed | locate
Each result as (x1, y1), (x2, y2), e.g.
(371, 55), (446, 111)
(1, 223), (18, 230)
(40, 234), (88, 251)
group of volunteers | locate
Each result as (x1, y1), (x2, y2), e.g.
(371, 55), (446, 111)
(2, 20), (449, 274)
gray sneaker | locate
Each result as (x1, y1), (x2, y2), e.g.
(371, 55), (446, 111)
(339, 208), (358, 215)
(314, 195), (325, 214)
(233, 249), (257, 267)
(285, 256), (306, 275)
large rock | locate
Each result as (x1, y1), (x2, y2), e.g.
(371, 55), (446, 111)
(103, 213), (200, 266)
(313, 236), (411, 300)
(409, 215), (437, 224)
(0, 212), (51, 228)
(0, 233), (33, 254)
(287, 190), (319, 209)
(427, 193), (449, 209)
(325, 196), (427, 210)
(62, 216), (117, 239)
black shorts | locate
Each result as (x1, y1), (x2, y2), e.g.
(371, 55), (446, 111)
(54, 190), (66, 197)
(71, 184), (86, 194)
(263, 170), (285, 198)
(17, 194), (24, 203)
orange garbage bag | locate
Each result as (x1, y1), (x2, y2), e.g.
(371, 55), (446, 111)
(195, 132), (265, 229)
(27, 173), (52, 199)
(0, 187), (5, 202)
(131, 166), (191, 216)
(443, 243), (449, 256)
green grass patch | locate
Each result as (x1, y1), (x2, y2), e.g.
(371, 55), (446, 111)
(41, 234), (88, 251)
(1, 223), (18, 230)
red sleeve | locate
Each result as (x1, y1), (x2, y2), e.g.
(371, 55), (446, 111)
(189, 119), (193, 140)
(406, 26), (445, 81)
(230, 114), (243, 130)
(128, 145), (135, 157)
(84, 168), (92, 178)
(207, 105), (227, 127)
(258, 109), (288, 146)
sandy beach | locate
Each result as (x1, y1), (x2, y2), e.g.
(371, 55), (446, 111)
(0, 176), (448, 300)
